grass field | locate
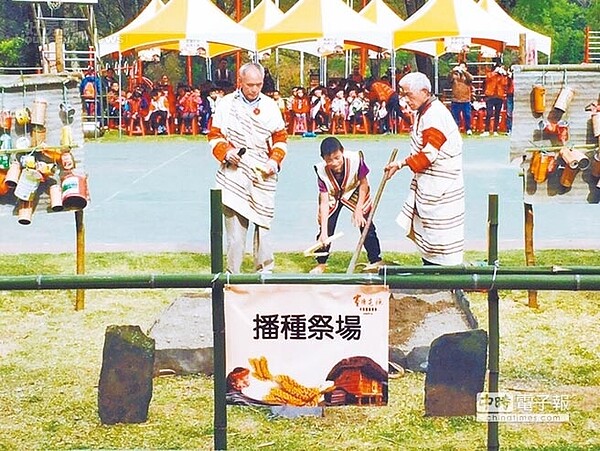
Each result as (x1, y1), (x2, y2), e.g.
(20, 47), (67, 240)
(0, 250), (599, 450)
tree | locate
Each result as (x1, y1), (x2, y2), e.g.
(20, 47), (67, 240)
(514, 0), (586, 63)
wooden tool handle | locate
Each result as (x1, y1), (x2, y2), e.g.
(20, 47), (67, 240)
(346, 148), (398, 274)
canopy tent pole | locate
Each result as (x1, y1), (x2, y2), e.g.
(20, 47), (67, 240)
(118, 53), (123, 137)
(390, 50), (396, 90)
(434, 56), (439, 95)
(300, 52), (304, 87)
(345, 50), (351, 79)
(186, 55), (193, 86)
(235, 0), (242, 83)
(275, 48), (280, 90)
(360, 48), (367, 79)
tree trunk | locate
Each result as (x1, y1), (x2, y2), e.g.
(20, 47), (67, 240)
(404, 0), (433, 79)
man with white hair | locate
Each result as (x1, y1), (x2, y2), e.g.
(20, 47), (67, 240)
(208, 62), (288, 273)
(385, 72), (464, 265)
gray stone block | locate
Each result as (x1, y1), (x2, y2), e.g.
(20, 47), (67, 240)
(424, 329), (488, 417)
(148, 294), (214, 376)
(98, 325), (155, 424)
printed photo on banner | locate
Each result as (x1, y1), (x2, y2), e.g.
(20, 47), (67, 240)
(224, 284), (389, 408)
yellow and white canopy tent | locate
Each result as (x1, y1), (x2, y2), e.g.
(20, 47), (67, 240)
(97, 0), (165, 58)
(392, 0), (510, 53)
(256, 0), (389, 51)
(478, 0), (551, 60)
(209, 0), (321, 58)
(109, 0), (256, 56)
(359, 0), (446, 87)
(359, 0), (444, 58)
(255, 0), (391, 85)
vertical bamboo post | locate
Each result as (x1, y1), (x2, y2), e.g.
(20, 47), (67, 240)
(487, 194), (499, 451)
(54, 28), (64, 73)
(524, 203), (538, 308)
(75, 210), (85, 311)
(519, 33), (527, 65)
(210, 189), (227, 451)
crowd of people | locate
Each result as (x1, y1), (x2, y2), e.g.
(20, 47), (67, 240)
(79, 61), (419, 137)
(80, 58), (513, 139)
(80, 68), (225, 135)
(446, 59), (514, 135)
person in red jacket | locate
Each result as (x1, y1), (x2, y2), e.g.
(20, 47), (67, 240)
(365, 77), (401, 134)
(481, 62), (508, 136)
(290, 87), (310, 133)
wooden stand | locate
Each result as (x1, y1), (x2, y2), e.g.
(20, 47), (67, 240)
(524, 203), (538, 308)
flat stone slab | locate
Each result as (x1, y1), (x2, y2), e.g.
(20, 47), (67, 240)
(147, 291), (214, 376)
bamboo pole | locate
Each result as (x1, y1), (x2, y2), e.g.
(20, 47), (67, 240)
(487, 194), (499, 451)
(75, 210), (85, 311)
(210, 189), (227, 451)
(346, 148), (398, 274)
(0, 272), (600, 291)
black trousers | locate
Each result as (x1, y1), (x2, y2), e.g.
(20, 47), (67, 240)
(315, 202), (381, 265)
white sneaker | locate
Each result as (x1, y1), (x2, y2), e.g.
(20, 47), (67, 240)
(466, 129), (472, 135)
(480, 131), (490, 137)
(493, 132), (499, 136)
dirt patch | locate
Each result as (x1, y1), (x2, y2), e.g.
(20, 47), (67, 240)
(389, 295), (455, 346)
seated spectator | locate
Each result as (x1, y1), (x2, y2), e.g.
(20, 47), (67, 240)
(177, 87), (199, 133)
(348, 89), (369, 129)
(145, 89), (170, 134)
(370, 100), (388, 134)
(270, 90), (288, 128)
(290, 87), (310, 133)
(157, 74), (177, 120)
(330, 88), (348, 131)
(310, 86), (330, 133)
(106, 81), (122, 128)
(196, 87), (211, 134)
(126, 87), (149, 131)
(350, 66), (363, 84)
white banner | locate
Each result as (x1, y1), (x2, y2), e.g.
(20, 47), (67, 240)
(225, 284), (389, 408)
(179, 39), (208, 57)
(444, 37), (471, 54)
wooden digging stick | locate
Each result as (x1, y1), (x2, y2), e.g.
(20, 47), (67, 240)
(346, 148), (398, 274)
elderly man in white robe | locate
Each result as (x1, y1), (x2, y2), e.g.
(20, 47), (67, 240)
(208, 62), (288, 273)
(385, 72), (464, 265)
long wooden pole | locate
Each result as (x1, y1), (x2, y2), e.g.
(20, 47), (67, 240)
(346, 148), (398, 274)
(524, 202), (538, 308)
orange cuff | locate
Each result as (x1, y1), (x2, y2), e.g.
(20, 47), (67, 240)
(405, 152), (431, 172)
(212, 141), (233, 162)
(269, 146), (286, 165)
